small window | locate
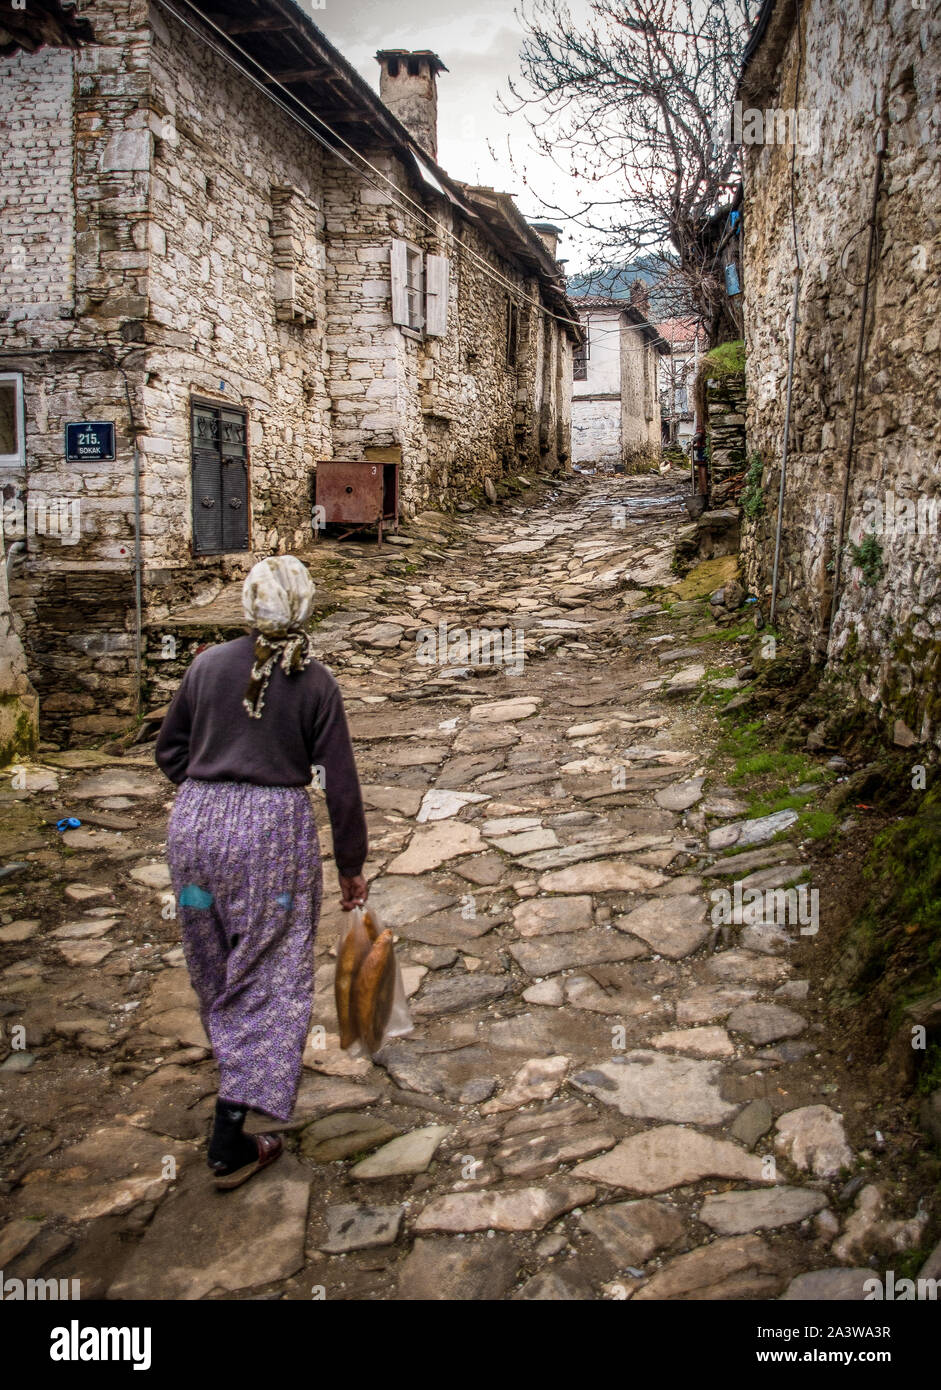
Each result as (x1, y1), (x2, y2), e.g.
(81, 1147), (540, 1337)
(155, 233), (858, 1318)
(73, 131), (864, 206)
(0, 373), (25, 467)
(506, 300), (519, 368)
(391, 239), (425, 333)
(405, 245), (424, 331)
(573, 328), (589, 381)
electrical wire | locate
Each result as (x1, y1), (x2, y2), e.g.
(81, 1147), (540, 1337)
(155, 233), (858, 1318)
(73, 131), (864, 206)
(571, 328), (672, 355)
(156, 0), (582, 334)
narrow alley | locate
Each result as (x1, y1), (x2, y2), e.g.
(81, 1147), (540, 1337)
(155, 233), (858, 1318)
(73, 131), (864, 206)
(1, 471), (933, 1302)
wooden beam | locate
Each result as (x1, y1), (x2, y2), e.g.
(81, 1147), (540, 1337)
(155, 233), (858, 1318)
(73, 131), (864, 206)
(205, 12), (294, 35)
(261, 67), (327, 84)
(227, 17), (293, 34)
(0, 0), (95, 57)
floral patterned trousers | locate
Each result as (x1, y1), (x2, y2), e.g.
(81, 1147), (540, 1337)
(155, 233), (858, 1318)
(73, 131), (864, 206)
(167, 779), (323, 1121)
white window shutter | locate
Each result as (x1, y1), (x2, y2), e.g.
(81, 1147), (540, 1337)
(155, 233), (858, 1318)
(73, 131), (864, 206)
(425, 254), (450, 336)
(390, 239), (409, 326)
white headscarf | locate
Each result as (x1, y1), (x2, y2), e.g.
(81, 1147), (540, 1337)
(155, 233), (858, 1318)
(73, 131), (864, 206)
(242, 554), (316, 634)
(241, 556), (316, 718)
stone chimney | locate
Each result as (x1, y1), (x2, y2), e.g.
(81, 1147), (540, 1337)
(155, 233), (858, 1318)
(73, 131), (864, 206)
(529, 222), (562, 259)
(376, 50), (448, 162)
(629, 279), (651, 316)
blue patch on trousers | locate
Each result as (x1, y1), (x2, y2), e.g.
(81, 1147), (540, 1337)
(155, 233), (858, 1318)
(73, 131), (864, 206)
(275, 892), (293, 909)
(179, 883), (214, 909)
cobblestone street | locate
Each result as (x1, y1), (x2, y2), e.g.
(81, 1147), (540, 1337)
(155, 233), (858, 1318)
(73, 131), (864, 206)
(1, 471), (934, 1301)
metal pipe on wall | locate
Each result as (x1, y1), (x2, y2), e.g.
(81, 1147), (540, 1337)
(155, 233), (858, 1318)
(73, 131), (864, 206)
(120, 370), (144, 720)
(770, 269), (802, 625)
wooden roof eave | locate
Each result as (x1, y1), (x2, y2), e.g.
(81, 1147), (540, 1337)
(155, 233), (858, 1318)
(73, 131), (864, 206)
(189, 0), (475, 208)
(454, 185), (582, 339)
(0, 0), (95, 57)
(460, 185), (563, 279)
(171, 0), (584, 338)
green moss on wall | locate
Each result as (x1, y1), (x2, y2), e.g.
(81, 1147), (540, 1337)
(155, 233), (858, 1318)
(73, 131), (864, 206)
(833, 779), (941, 1070)
(0, 705), (37, 769)
(702, 339), (746, 378)
(741, 452), (766, 518)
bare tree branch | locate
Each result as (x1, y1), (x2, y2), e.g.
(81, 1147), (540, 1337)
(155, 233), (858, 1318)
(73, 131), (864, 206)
(503, 0), (759, 340)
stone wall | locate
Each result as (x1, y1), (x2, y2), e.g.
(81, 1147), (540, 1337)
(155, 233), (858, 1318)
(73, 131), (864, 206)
(142, 0), (329, 582)
(739, 0), (941, 746)
(0, 47), (74, 313)
(0, 527), (38, 764)
(706, 372), (747, 506)
(572, 398), (620, 466)
(0, 0), (151, 740)
(0, 0), (574, 742)
(621, 323), (661, 461)
(320, 153), (570, 511)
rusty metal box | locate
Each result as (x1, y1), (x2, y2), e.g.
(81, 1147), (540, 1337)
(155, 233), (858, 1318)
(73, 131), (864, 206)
(314, 460), (399, 543)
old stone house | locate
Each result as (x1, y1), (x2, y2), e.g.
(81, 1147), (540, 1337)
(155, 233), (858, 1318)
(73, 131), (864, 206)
(738, 0), (940, 747)
(569, 296), (666, 468)
(0, 0), (580, 742)
(657, 317), (707, 448)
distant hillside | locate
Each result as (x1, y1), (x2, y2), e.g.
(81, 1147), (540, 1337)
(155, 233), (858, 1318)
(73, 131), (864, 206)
(567, 259), (690, 321)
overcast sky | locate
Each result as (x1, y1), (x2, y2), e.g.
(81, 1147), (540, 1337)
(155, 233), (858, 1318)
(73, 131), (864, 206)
(302, 0), (594, 272)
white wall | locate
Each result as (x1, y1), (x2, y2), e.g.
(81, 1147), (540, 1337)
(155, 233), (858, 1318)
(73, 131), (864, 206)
(572, 308), (661, 461)
(572, 309), (621, 462)
(572, 398), (621, 464)
(573, 310), (621, 397)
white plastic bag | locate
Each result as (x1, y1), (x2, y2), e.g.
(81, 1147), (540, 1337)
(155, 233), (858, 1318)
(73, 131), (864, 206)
(334, 905), (413, 1056)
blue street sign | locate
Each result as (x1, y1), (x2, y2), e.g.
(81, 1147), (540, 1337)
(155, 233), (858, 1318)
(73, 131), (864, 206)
(65, 422), (115, 461)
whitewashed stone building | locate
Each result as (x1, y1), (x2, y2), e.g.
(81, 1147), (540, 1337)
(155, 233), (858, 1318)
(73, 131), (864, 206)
(0, 0), (580, 741)
(570, 296), (666, 468)
(738, 0), (940, 746)
(658, 318), (707, 448)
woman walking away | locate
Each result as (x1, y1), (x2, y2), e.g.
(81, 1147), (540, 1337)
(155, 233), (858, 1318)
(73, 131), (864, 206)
(155, 556), (368, 1191)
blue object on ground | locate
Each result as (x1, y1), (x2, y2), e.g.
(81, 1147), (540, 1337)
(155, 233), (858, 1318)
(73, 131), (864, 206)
(56, 818), (81, 832)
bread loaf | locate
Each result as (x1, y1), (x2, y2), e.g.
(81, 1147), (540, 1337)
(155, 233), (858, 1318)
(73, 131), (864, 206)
(334, 913), (373, 1048)
(352, 928), (396, 1054)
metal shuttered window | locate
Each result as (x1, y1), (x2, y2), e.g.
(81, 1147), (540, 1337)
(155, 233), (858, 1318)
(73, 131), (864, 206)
(191, 403), (249, 555)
